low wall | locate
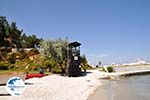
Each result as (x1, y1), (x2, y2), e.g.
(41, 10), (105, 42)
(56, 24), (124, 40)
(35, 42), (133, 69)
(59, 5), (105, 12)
(0, 74), (25, 85)
(105, 66), (150, 79)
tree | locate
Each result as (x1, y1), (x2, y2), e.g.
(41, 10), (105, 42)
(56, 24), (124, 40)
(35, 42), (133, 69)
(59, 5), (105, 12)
(0, 16), (41, 49)
(7, 22), (23, 48)
(0, 16), (9, 47)
(81, 54), (88, 64)
(39, 38), (68, 73)
(39, 38), (68, 63)
(21, 34), (42, 48)
(80, 54), (92, 71)
(0, 16), (23, 48)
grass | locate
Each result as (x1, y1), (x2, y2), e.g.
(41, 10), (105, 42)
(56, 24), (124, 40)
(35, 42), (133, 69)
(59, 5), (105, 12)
(0, 70), (37, 75)
(0, 70), (14, 75)
(0, 70), (52, 76)
(0, 70), (26, 75)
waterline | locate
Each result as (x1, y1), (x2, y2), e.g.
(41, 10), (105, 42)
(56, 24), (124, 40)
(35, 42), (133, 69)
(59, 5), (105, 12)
(89, 75), (150, 100)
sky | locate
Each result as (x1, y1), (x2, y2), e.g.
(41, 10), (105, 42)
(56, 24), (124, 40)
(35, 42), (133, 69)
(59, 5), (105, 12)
(1, 0), (150, 65)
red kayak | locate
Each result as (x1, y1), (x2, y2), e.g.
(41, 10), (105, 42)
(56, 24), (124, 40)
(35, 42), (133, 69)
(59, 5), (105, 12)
(25, 73), (45, 79)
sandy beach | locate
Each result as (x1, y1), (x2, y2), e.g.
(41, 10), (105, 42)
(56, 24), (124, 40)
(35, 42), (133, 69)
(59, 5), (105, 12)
(1, 66), (150, 100)
(0, 70), (104, 100)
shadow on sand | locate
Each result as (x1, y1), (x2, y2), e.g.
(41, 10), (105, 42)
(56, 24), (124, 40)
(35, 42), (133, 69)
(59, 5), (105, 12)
(0, 83), (34, 86)
(0, 84), (6, 86)
(81, 71), (92, 76)
(25, 82), (34, 85)
(49, 71), (93, 77)
(0, 94), (11, 96)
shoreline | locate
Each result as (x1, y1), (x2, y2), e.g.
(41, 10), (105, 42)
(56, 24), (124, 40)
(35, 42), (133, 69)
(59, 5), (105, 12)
(88, 79), (109, 100)
(1, 66), (150, 100)
(88, 74), (150, 100)
(88, 66), (150, 100)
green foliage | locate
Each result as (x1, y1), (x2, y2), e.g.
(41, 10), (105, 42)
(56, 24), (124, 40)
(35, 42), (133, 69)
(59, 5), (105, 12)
(0, 16), (93, 74)
(0, 61), (15, 70)
(0, 16), (9, 47)
(0, 62), (9, 70)
(39, 38), (68, 63)
(80, 54), (92, 71)
(7, 52), (16, 64)
(0, 16), (23, 48)
(107, 66), (114, 73)
(81, 63), (92, 71)
(28, 48), (39, 56)
(43, 60), (52, 67)
(8, 64), (16, 70)
(81, 54), (88, 64)
(43, 59), (61, 73)
(21, 34), (42, 48)
(0, 16), (42, 48)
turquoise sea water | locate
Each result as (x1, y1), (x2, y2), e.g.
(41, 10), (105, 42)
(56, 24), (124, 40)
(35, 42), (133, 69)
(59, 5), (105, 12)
(89, 75), (150, 100)
(106, 75), (150, 100)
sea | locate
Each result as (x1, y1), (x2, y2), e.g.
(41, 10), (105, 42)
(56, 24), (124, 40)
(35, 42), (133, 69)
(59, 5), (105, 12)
(89, 75), (150, 100)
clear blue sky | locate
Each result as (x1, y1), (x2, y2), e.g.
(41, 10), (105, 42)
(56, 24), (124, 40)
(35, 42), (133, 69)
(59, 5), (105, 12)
(1, 0), (150, 65)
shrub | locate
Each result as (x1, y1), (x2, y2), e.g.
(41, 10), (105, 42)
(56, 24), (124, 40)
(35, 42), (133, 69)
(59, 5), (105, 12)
(8, 65), (16, 70)
(0, 62), (9, 70)
(7, 52), (16, 64)
(80, 63), (93, 71)
(43, 60), (51, 68)
(50, 61), (62, 73)
(107, 66), (114, 73)
(8, 59), (16, 64)
(28, 48), (39, 56)
(51, 66), (62, 73)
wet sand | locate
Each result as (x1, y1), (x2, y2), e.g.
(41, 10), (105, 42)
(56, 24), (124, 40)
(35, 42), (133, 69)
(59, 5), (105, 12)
(88, 80), (140, 100)
(88, 79), (136, 100)
(88, 80), (109, 100)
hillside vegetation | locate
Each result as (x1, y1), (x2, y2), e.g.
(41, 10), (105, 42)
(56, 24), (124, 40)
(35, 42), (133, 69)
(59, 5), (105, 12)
(0, 16), (92, 74)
